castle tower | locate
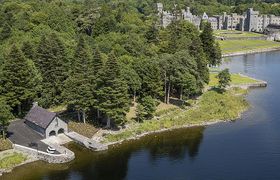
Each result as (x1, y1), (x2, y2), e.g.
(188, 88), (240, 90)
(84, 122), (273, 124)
(245, 8), (259, 32)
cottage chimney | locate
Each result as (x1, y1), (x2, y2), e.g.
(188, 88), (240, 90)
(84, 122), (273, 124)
(32, 102), (38, 108)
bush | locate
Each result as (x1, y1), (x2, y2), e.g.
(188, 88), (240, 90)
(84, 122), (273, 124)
(136, 96), (157, 122)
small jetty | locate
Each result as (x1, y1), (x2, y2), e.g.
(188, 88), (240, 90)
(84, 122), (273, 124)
(231, 74), (268, 89)
(66, 132), (108, 151)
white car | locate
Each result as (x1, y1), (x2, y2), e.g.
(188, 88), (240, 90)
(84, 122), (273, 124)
(47, 146), (56, 154)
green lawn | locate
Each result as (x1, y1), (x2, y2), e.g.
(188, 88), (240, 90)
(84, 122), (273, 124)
(209, 73), (259, 87)
(104, 88), (248, 143)
(214, 30), (264, 38)
(0, 152), (27, 169)
(218, 40), (280, 54)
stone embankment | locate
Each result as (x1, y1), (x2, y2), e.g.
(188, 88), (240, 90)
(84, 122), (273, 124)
(222, 47), (280, 57)
(66, 132), (108, 151)
(14, 143), (74, 164)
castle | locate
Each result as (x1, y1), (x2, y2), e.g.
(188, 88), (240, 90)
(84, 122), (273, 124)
(157, 3), (280, 33)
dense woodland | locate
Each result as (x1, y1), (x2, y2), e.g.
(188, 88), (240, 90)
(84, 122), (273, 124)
(0, 0), (275, 132)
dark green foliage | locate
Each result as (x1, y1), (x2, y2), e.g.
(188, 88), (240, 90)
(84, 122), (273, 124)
(0, 45), (41, 115)
(0, 0), (220, 125)
(121, 64), (141, 101)
(217, 69), (231, 89)
(21, 41), (35, 60)
(0, 99), (13, 138)
(0, 23), (12, 41)
(136, 96), (157, 122)
(134, 58), (163, 99)
(63, 36), (93, 122)
(92, 47), (103, 76)
(200, 22), (222, 66)
(36, 33), (68, 107)
(96, 52), (129, 127)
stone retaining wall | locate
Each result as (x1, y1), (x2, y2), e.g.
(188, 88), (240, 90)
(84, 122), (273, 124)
(14, 144), (74, 163)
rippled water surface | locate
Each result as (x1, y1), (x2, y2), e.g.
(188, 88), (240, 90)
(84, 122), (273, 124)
(3, 51), (280, 180)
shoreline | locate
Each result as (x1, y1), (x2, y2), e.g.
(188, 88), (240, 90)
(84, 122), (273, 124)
(98, 79), (267, 148)
(0, 150), (38, 176)
(0, 75), (267, 176)
(222, 47), (280, 57)
(104, 118), (239, 148)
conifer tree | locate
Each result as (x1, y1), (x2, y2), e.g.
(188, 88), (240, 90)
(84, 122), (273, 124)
(63, 36), (93, 123)
(92, 47), (103, 119)
(92, 47), (103, 76)
(200, 22), (222, 66)
(0, 23), (12, 41)
(96, 52), (129, 128)
(0, 99), (13, 138)
(36, 33), (68, 106)
(0, 45), (41, 115)
(21, 41), (35, 60)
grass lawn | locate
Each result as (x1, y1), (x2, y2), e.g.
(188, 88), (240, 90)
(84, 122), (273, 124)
(214, 30), (264, 38)
(218, 40), (280, 54)
(209, 73), (259, 87)
(0, 152), (27, 169)
(104, 88), (248, 143)
(48, 104), (67, 112)
(0, 139), (12, 152)
(68, 121), (99, 138)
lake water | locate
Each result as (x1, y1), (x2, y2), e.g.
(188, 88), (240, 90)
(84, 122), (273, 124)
(3, 51), (280, 180)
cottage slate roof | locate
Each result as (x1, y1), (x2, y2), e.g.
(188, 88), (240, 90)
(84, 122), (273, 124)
(24, 106), (57, 129)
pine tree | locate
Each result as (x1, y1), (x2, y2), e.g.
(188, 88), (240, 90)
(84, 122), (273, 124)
(36, 33), (68, 106)
(96, 52), (129, 128)
(21, 41), (35, 60)
(0, 45), (41, 115)
(0, 23), (12, 41)
(200, 22), (222, 66)
(92, 47), (103, 76)
(136, 96), (156, 121)
(0, 99), (13, 138)
(92, 47), (103, 119)
(63, 36), (93, 123)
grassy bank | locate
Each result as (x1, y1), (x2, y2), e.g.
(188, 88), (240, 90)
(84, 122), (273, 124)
(0, 152), (27, 169)
(214, 30), (263, 38)
(218, 40), (280, 54)
(209, 73), (259, 87)
(104, 88), (249, 143)
(68, 121), (99, 138)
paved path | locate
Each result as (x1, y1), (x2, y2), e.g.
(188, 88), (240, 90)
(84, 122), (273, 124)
(8, 120), (50, 153)
(42, 134), (72, 145)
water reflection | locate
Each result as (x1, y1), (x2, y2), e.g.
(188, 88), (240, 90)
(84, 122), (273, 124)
(2, 127), (205, 180)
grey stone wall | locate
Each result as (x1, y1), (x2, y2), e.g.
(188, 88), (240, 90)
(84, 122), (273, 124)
(14, 144), (74, 164)
(45, 117), (68, 138)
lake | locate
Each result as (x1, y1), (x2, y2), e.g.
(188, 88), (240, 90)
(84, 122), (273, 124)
(3, 51), (280, 180)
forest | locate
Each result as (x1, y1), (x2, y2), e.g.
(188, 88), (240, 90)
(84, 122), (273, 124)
(0, 0), (274, 132)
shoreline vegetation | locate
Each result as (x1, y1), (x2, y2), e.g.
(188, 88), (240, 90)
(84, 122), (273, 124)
(102, 87), (249, 144)
(96, 73), (266, 145)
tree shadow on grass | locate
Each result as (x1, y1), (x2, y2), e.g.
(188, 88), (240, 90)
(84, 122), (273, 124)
(209, 87), (226, 94)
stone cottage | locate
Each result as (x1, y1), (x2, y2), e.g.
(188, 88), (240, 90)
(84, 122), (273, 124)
(24, 104), (68, 138)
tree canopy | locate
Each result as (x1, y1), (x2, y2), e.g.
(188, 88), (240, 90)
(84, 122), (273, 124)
(0, 0), (226, 128)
